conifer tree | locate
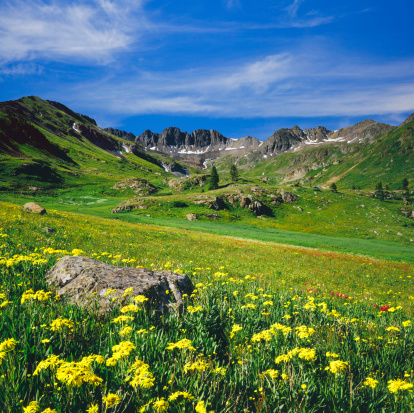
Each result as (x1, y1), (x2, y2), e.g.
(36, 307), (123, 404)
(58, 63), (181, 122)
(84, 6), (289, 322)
(230, 164), (238, 183)
(402, 178), (409, 190)
(330, 182), (338, 193)
(375, 181), (384, 201)
(209, 165), (219, 190)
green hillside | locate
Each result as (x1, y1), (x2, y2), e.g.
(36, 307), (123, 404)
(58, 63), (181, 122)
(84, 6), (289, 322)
(213, 116), (414, 191)
(0, 96), (195, 193)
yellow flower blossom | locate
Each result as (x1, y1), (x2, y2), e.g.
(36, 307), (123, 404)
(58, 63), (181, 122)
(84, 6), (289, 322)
(325, 360), (348, 374)
(103, 393), (121, 408)
(387, 379), (414, 393)
(363, 377), (379, 389)
(152, 397), (169, 412)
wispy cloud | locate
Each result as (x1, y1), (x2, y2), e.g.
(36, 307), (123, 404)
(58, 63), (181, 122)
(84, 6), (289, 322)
(0, 63), (43, 76)
(0, 0), (144, 65)
(65, 51), (414, 120)
(225, 0), (241, 10)
(285, 0), (304, 17)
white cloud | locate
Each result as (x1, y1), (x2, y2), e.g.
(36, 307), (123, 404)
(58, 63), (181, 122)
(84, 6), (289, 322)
(0, 63), (43, 76)
(66, 52), (414, 120)
(0, 0), (144, 65)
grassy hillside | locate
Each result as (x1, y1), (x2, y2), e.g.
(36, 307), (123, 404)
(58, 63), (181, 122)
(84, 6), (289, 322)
(0, 96), (196, 192)
(1, 201), (413, 412)
(213, 116), (414, 191)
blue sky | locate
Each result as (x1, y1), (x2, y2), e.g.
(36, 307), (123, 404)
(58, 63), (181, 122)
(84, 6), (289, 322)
(0, 0), (413, 140)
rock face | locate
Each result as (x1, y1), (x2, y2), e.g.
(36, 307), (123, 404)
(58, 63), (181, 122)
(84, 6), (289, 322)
(135, 127), (261, 168)
(111, 178), (158, 195)
(23, 202), (46, 215)
(104, 127), (136, 141)
(45, 256), (194, 313)
(186, 213), (198, 221)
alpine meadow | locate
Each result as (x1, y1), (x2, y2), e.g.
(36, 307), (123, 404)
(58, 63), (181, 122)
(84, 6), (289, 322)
(0, 1), (414, 412)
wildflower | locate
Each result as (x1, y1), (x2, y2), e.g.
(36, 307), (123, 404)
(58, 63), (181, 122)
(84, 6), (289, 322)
(187, 305), (203, 313)
(262, 369), (278, 378)
(241, 303), (256, 309)
(363, 377), (379, 389)
(104, 288), (117, 297)
(41, 409), (57, 413)
(0, 338), (18, 352)
(195, 401), (207, 413)
(326, 352), (339, 358)
(402, 320), (411, 327)
(281, 373), (289, 380)
(86, 404), (99, 413)
(295, 326), (316, 339)
(230, 324), (242, 339)
(387, 379), (414, 393)
(103, 393), (121, 408)
(184, 358), (210, 373)
(166, 339), (195, 351)
(263, 301), (273, 306)
(386, 327), (400, 332)
(41, 339), (51, 344)
(119, 326), (133, 336)
(133, 295), (149, 304)
(120, 304), (141, 313)
(152, 398), (169, 412)
(251, 329), (274, 343)
(275, 354), (291, 364)
(50, 318), (74, 332)
(23, 401), (39, 413)
(325, 360), (348, 374)
(301, 384), (307, 390)
(111, 315), (134, 324)
(211, 366), (227, 375)
(297, 348), (317, 361)
(168, 391), (194, 401)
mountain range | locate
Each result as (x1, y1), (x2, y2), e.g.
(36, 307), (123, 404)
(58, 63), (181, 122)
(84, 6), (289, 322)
(0, 95), (413, 191)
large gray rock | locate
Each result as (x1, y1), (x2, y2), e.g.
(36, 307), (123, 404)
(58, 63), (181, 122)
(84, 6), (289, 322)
(23, 202), (46, 215)
(45, 256), (194, 313)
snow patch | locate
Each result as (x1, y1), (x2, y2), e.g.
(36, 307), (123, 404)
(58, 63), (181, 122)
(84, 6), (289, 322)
(72, 123), (81, 133)
(122, 144), (132, 154)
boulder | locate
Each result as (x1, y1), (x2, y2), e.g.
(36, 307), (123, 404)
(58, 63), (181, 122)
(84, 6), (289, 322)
(193, 196), (227, 210)
(45, 256), (194, 313)
(42, 227), (56, 234)
(23, 202), (46, 215)
(111, 178), (158, 196)
(205, 213), (221, 220)
(186, 213), (198, 221)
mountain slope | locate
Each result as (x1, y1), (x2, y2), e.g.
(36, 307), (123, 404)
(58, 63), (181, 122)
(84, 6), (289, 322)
(0, 96), (192, 191)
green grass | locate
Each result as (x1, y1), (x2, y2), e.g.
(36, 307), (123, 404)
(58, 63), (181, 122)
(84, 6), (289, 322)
(0, 201), (414, 412)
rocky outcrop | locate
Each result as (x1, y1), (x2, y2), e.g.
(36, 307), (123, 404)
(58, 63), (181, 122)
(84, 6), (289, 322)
(45, 256), (194, 313)
(111, 198), (149, 213)
(168, 175), (209, 192)
(23, 202), (46, 215)
(186, 213), (198, 221)
(304, 126), (330, 141)
(223, 193), (269, 215)
(104, 127), (136, 141)
(260, 126), (305, 155)
(193, 195), (227, 210)
(111, 178), (158, 195)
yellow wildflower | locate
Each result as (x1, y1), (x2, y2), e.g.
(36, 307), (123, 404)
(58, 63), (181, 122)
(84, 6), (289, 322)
(103, 393), (121, 407)
(363, 377), (379, 389)
(387, 379), (413, 393)
(152, 398), (169, 412)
